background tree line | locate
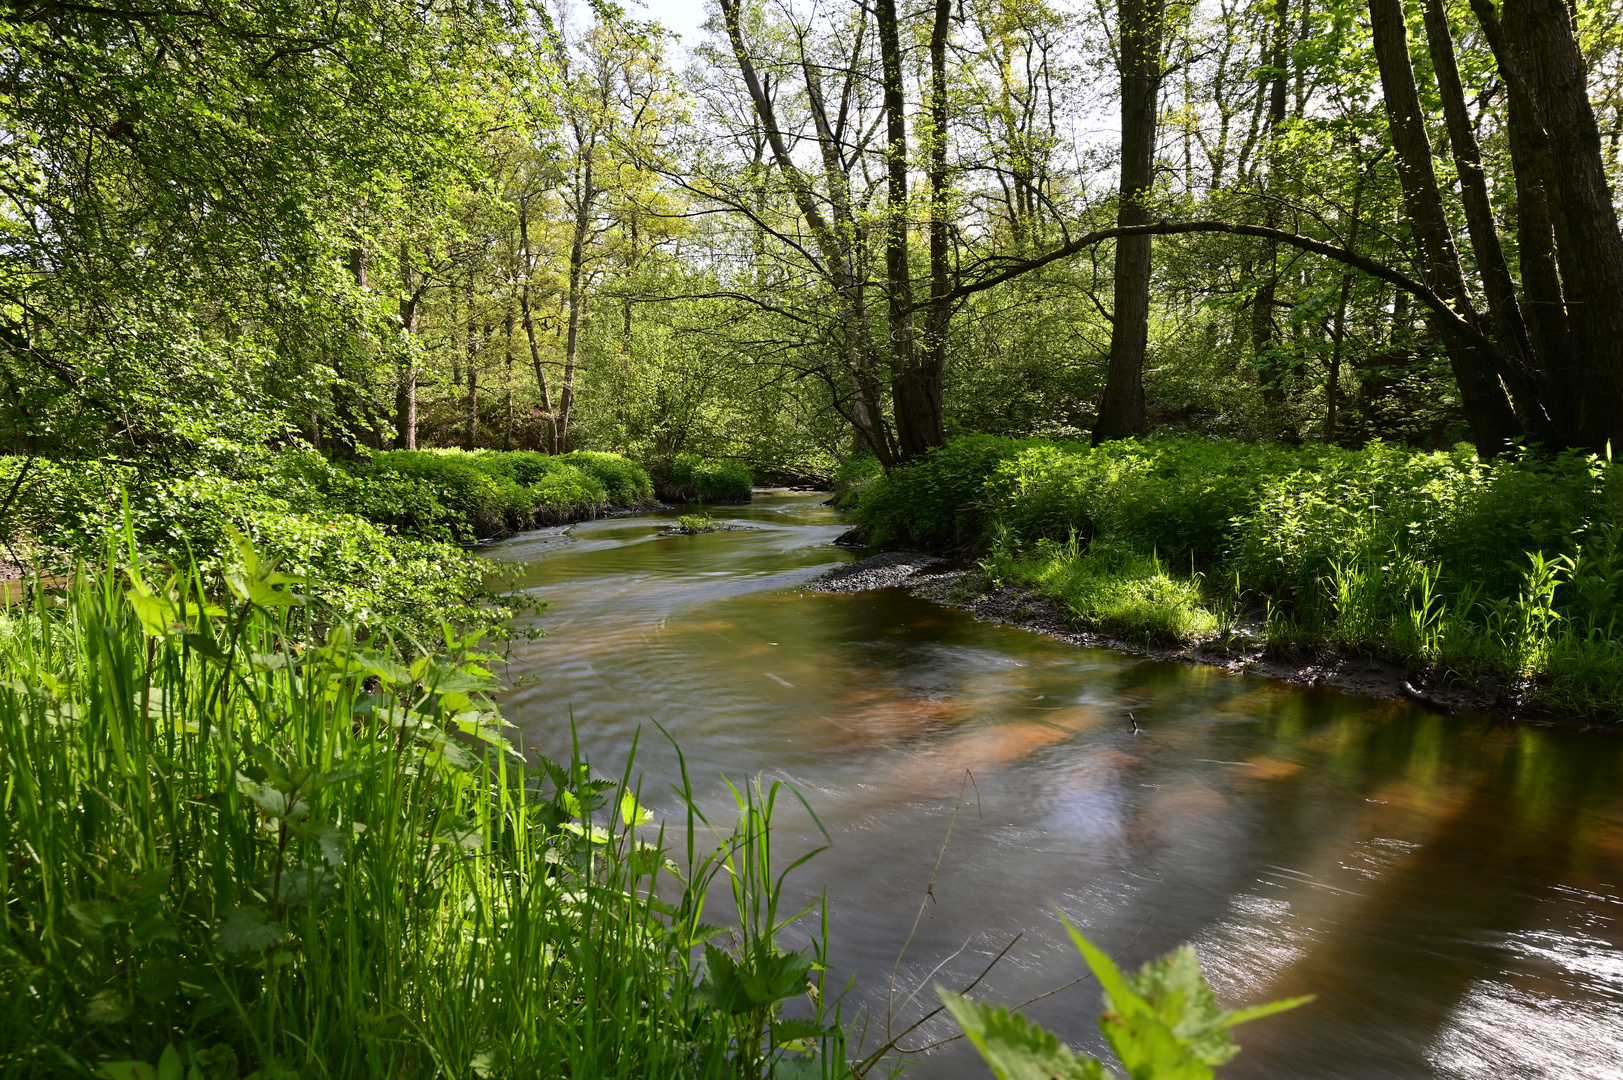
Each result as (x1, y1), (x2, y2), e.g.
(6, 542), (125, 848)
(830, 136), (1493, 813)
(4, 0), (1623, 486)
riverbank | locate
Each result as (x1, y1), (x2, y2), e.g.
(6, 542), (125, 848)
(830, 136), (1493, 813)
(846, 436), (1623, 721)
(807, 551), (1613, 728)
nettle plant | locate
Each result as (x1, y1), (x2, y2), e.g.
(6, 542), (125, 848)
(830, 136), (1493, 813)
(942, 921), (1309, 1080)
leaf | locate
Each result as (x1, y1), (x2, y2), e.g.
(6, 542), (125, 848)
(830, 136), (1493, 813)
(216, 906), (286, 953)
(938, 990), (1106, 1080)
(620, 790), (654, 827)
(769, 1018), (836, 1044)
(85, 990), (132, 1025)
(157, 1044), (183, 1080)
(236, 775), (307, 819)
(96, 1063), (156, 1080)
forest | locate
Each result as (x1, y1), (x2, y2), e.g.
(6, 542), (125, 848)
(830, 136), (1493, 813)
(2, 0), (1622, 1075)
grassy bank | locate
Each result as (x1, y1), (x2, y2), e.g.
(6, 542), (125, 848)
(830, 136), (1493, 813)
(1, 448), (655, 637)
(855, 436), (1623, 717)
(0, 540), (843, 1079)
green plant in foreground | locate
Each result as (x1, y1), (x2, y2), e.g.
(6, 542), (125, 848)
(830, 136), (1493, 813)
(0, 531), (842, 1079)
(942, 920), (1310, 1080)
(677, 513), (716, 534)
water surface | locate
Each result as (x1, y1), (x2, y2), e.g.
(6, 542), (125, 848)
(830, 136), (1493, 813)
(489, 495), (1623, 1079)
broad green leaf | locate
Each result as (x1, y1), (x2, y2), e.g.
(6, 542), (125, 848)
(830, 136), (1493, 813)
(620, 790), (654, 827)
(95, 1063), (155, 1080)
(938, 990), (1107, 1080)
(216, 906), (286, 952)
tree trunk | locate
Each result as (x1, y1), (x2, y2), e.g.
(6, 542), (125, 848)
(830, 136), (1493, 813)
(503, 304), (515, 452)
(395, 252), (419, 451)
(921, 0), (953, 452)
(1093, 0), (1165, 443)
(1367, 0), (1519, 457)
(518, 202), (556, 451)
(1496, 0), (1623, 453)
(1477, 7), (1575, 434)
(1327, 163), (1369, 444)
(1251, 0), (1291, 421)
(875, 0), (933, 460)
(557, 163), (591, 455)
(1420, 0), (1554, 441)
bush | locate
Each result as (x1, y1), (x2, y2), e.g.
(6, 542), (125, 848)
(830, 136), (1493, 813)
(0, 449), (500, 638)
(558, 450), (656, 506)
(658, 455), (754, 503)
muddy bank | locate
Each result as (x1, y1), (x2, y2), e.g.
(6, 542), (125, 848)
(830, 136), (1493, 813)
(806, 553), (1613, 729)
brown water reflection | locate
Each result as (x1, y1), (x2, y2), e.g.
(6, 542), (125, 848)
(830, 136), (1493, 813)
(489, 495), (1623, 1080)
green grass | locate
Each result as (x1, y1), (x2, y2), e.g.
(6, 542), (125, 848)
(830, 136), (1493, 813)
(985, 537), (1217, 646)
(674, 513), (715, 534)
(857, 436), (1623, 716)
(0, 535), (844, 1079)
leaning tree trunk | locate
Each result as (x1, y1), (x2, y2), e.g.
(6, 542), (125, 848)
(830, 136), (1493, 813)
(1367, 0), (1519, 458)
(1093, 0), (1165, 443)
(1471, 0), (1576, 434)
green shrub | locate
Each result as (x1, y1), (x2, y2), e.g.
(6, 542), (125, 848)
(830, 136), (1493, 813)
(659, 455), (753, 503)
(853, 434), (1022, 547)
(558, 450), (655, 506)
(0, 450), (500, 638)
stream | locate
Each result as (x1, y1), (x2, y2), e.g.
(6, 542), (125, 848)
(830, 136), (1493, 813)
(487, 493), (1623, 1080)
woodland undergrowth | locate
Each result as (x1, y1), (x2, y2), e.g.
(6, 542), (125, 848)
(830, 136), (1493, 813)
(856, 435), (1623, 717)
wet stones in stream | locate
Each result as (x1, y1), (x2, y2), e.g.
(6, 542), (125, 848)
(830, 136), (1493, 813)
(803, 550), (948, 593)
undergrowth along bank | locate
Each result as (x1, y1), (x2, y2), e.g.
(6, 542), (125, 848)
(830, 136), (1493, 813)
(0, 535), (845, 1079)
(854, 436), (1623, 717)
(0, 447), (656, 637)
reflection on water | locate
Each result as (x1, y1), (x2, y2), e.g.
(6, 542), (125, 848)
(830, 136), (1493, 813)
(489, 495), (1623, 1080)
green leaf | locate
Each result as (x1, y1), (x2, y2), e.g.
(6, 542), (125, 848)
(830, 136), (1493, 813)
(216, 906), (286, 953)
(96, 1063), (156, 1080)
(769, 1018), (835, 1044)
(620, 790), (654, 827)
(85, 991), (132, 1025)
(157, 1044), (183, 1080)
(938, 990), (1106, 1080)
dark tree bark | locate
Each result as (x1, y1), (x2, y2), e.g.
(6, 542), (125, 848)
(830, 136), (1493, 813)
(1471, 0), (1576, 432)
(1420, 0), (1554, 441)
(395, 250), (420, 451)
(1251, 0), (1291, 421)
(517, 200), (556, 452)
(875, 0), (935, 460)
(1093, 0), (1165, 443)
(1367, 0), (1519, 457)
(920, 0), (953, 449)
(1495, 0), (1623, 453)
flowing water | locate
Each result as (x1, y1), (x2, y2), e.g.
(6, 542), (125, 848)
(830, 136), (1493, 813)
(488, 494), (1623, 1080)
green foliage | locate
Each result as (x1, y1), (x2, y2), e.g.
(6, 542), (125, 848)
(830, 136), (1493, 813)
(942, 921), (1309, 1080)
(0, 540), (844, 1078)
(657, 455), (755, 503)
(675, 513), (717, 534)
(987, 537), (1218, 645)
(859, 435), (1623, 715)
(558, 451), (657, 506)
(855, 435), (1024, 548)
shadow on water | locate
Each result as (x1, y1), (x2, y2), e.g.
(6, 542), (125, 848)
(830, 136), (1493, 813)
(488, 494), (1623, 1080)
